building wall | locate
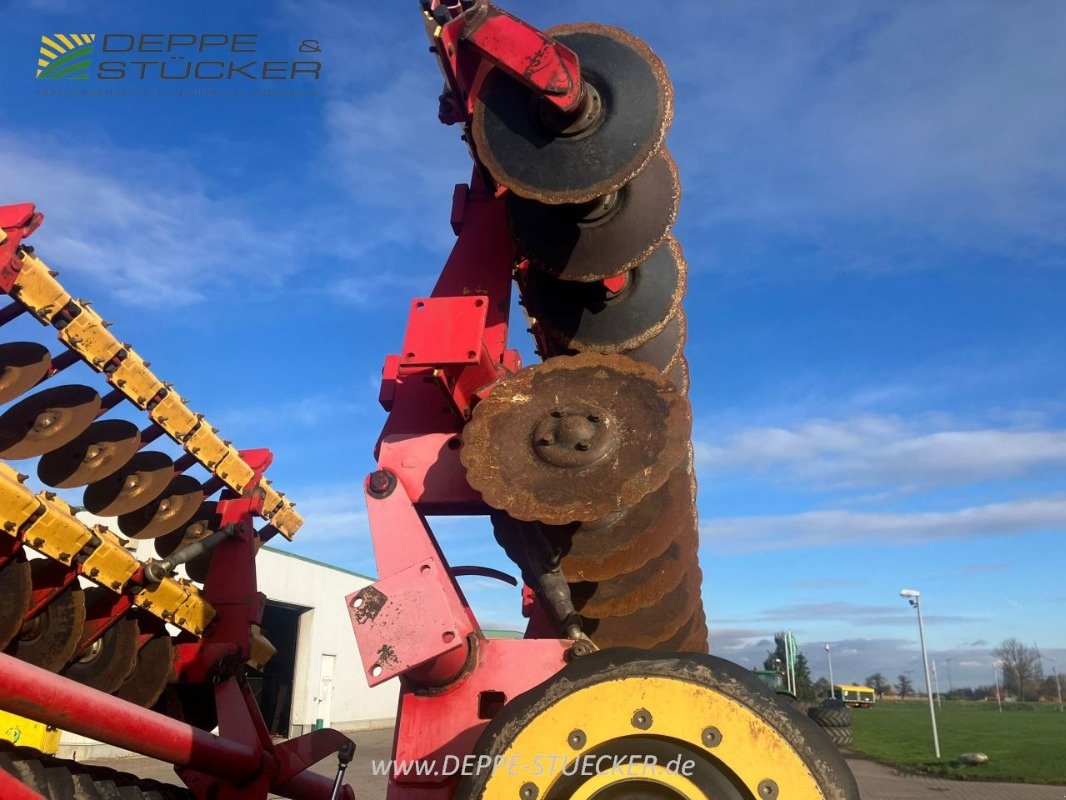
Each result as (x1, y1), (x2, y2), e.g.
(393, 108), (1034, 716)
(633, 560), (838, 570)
(254, 547), (400, 734)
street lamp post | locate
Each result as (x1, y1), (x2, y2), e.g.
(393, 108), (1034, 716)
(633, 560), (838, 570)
(825, 644), (835, 700)
(945, 657), (953, 697)
(1037, 655), (1064, 713)
(900, 589), (941, 759)
(932, 659), (942, 709)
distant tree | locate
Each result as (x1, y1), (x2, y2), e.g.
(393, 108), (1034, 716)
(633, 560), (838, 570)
(865, 673), (890, 697)
(897, 673), (914, 700)
(1040, 674), (1063, 702)
(993, 639), (1041, 701)
(763, 633), (815, 700)
(813, 677), (831, 698)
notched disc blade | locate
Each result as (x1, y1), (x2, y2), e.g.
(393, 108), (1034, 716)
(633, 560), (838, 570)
(155, 501), (219, 583)
(0, 550), (32, 649)
(462, 352), (691, 524)
(625, 311), (686, 373)
(118, 475), (204, 540)
(524, 237), (687, 353)
(61, 589), (139, 694)
(115, 633), (174, 708)
(83, 450), (173, 516)
(8, 561), (86, 672)
(667, 356), (690, 394)
(473, 24), (674, 205)
(549, 462), (695, 582)
(569, 513), (698, 618)
(0, 384), (101, 460)
(653, 607), (708, 653)
(37, 419), (141, 488)
(0, 342), (51, 406)
(585, 566), (702, 649)
(509, 149), (680, 282)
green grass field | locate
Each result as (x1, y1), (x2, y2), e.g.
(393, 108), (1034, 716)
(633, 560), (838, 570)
(849, 700), (1066, 783)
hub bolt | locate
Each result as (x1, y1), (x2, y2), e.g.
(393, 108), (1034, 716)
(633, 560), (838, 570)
(631, 708), (652, 730)
(757, 780), (779, 799)
(701, 726), (722, 747)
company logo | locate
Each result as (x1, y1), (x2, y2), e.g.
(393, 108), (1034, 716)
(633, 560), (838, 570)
(37, 34), (96, 80)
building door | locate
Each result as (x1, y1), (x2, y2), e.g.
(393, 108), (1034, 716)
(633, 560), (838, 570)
(255, 601), (307, 737)
(318, 654), (336, 728)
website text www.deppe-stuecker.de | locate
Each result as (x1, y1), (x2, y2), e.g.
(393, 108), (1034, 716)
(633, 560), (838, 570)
(370, 753), (699, 779)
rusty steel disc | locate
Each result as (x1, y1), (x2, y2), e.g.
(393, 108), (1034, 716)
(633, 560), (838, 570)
(0, 384), (101, 460)
(61, 589), (139, 694)
(550, 461), (695, 582)
(625, 311), (686, 373)
(569, 518), (698, 618)
(461, 353), (691, 524)
(524, 237), (686, 354)
(0, 551), (32, 650)
(117, 475), (204, 540)
(83, 450), (174, 516)
(584, 566), (702, 649)
(473, 24), (674, 205)
(508, 149), (680, 282)
(37, 419), (141, 488)
(667, 355), (690, 394)
(0, 342), (51, 406)
(8, 561), (86, 672)
(155, 501), (219, 583)
(115, 633), (174, 708)
(653, 606), (708, 653)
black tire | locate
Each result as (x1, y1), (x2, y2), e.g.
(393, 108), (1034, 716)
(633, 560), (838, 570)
(824, 726), (853, 748)
(456, 648), (860, 800)
(808, 705), (852, 728)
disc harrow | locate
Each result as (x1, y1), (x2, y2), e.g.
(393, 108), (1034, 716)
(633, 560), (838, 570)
(1, 4), (860, 799)
(443, 8), (706, 651)
(0, 206), (303, 713)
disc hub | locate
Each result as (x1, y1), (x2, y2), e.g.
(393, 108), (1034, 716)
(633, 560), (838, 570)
(533, 405), (617, 467)
(536, 82), (605, 139)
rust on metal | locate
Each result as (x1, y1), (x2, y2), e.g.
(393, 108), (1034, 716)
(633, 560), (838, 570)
(351, 586), (388, 625)
(460, 352), (691, 524)
(472, 23), (674, 205)
(508, 148), (681, 282)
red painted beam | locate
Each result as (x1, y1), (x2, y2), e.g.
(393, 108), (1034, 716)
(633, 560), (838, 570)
(0, 767), (45, 800)
(0, 653), (260, 782)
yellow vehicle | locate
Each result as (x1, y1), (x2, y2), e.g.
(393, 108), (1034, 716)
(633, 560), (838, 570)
(832, 684), (876, 708)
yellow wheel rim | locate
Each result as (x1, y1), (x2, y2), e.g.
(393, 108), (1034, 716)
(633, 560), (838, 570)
(478, 674), (825, 799)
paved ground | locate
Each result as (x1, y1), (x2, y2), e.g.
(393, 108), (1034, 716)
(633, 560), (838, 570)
(85, 727), (1066, 799)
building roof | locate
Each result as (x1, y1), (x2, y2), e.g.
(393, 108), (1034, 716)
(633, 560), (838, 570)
(262, 546), (376, 582)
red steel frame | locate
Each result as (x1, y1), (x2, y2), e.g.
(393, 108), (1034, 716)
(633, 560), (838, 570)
(345, 5), (606, 798)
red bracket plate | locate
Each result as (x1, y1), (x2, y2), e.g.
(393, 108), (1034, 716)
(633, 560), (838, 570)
(348, 557), (466, 687)
(400, 296), (488, 367)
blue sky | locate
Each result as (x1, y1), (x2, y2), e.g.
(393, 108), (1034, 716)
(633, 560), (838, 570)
(4, 0), (1064, 689)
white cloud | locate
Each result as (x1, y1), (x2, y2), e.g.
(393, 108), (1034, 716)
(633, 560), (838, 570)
(657, 0), (1066, 270)
(214, 394), (364, 430)
(697, 415), (1066, 489)
(0, 133), (300, 306)
(702, 495), (1066, 554)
